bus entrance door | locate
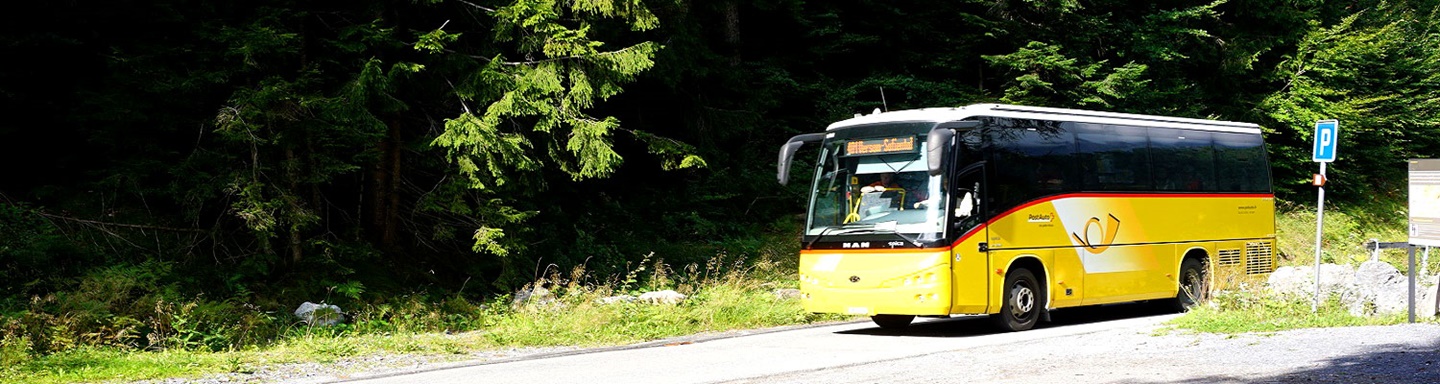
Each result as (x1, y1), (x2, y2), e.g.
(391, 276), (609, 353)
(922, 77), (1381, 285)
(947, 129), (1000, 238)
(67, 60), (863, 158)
(950, 226), (990, 315)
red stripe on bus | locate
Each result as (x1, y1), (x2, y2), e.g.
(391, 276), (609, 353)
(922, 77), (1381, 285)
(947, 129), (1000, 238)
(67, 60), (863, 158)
(799, 192), (1272, 253)
(988, 192), (1272, 224)
(949, 192), (1271, 249)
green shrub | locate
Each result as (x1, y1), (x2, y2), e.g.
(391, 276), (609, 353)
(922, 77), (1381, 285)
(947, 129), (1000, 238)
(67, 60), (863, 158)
(0, 217), (837, 383)
(0, 204), (94, 304)
(0, 334), (32, 369)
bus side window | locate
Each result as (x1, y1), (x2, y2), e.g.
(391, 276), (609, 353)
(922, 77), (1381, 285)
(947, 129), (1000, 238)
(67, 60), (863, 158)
(1076, 124), (1150, 191)
(1214, 132), (1269, 192)
(986, 118), (1075, 213)
(1149, 128), (1215, 192)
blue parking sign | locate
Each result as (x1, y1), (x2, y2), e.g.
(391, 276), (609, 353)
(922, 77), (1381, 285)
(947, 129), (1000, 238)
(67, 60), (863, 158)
(1312, 120), (1340, 162)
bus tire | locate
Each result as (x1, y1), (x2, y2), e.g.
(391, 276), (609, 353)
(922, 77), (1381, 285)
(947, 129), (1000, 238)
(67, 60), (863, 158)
(871, 314), (915, 329)
(1167, 258), (1208, 312)
(991, 268), (1040, 332)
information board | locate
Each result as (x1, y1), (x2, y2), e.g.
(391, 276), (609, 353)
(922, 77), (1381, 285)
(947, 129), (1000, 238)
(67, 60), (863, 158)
(1410, 159), (1440, 246)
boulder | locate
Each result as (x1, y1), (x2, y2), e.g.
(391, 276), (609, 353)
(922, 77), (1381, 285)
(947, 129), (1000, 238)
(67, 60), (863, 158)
(1344, 261), (1407, 316)
(1266, 264), (1355, 299)
(773, 288), (802, 300)
(1355, 261), (1404, 287)
(638, 290), (687, 305)
(1268, 262), (1438, 319)
(294, 302), (344, 326)
(1421, 275), (1440, 318)
(596, 295), (636, 305)
(512, 286), (556, 307)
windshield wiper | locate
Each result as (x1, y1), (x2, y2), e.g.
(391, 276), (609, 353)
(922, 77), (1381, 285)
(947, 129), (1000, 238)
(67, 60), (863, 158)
(807, 224), (926, 248)
(804, 226), (836, 250)
(804, 223), (875, 249)
(881, 229), (924, 248)
(823, 224), (925, 248)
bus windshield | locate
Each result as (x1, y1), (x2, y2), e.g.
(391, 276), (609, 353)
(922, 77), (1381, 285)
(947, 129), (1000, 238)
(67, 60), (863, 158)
(805, 138), (947, 240)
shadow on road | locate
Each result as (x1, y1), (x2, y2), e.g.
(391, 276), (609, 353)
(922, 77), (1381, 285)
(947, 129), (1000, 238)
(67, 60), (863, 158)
(1118, 338), (1440, 384)
(837, 302), (1177, 338)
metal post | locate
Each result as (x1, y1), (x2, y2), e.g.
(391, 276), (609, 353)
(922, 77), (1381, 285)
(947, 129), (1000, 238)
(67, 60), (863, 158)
(1409, 245), (1417, 323)
(1313, 162), (1327, 312)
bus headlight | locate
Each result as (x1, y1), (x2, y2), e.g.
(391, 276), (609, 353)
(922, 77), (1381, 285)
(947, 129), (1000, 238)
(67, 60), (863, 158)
(904, 273), (937, 286)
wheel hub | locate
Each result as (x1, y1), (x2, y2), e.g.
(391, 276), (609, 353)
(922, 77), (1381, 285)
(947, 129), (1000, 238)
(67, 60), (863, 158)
(1010, 284), (1034, 317)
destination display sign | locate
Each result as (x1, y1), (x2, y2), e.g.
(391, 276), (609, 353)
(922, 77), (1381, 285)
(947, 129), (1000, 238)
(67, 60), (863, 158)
(845, 136), (917, 156)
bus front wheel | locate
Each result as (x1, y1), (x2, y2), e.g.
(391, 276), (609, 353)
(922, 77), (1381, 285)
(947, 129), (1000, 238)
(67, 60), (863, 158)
(991, 268), (1040, 332)
(870, 314), (915, 329)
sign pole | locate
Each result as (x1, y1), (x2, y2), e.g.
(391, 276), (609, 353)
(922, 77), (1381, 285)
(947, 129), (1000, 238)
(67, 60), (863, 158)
(1310, 119), (1339, 312)
(1313, 161), (1326, 312)
(1408, 245), (1417, 323)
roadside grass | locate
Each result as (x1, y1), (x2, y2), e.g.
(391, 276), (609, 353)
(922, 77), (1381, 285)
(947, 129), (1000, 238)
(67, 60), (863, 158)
(482, 249), (850, 347)
(1171, 204), (1431, 334)
(1166, 290), (1410, 334)
(2, 249), (849, 384)
(3, 332), (524, 384)
(4, 347), (222, 384)
(1274, 201), (1431, 273)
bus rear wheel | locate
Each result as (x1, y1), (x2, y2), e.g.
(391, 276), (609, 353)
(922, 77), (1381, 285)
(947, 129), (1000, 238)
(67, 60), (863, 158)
(991, 268), (1040, 332)
(870, 314), (915, 329)
(1167, 258), (1208, 312)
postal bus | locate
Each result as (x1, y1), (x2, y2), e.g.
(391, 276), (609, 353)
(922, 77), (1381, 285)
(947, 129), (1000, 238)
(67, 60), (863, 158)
(776, 104), (1276, 331)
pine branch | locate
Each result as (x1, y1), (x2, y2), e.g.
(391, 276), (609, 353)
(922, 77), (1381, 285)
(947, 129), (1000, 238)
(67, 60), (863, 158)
(462, 43), (651, 66)
(39, 213), (208, 233)
(454, 0), (496, 13)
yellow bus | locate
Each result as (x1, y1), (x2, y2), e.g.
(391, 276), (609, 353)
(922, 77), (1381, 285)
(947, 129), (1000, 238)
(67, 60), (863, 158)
(776, 104), (1276, 331)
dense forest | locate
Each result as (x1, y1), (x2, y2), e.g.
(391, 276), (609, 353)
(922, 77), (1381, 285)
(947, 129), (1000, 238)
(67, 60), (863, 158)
(2, 0), (1439, 341)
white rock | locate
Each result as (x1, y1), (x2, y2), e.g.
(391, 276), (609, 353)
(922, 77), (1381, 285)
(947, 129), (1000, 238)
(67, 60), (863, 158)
(294, 301), (344, 326)
(1267, 264), (1355, 298)
(773, 288), (802, 300)
(512, 286), (555, 307)
(596, 295), (636, 305)
(1355, 261), (1403, 287)
(638, 290), (687, 304)
(1420, 275), (1440, 319)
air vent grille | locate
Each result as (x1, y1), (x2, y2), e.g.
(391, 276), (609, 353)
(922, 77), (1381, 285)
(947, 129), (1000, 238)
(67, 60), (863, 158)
(1218, 249), (1242, 266)
(1245, 242), (1275, 275)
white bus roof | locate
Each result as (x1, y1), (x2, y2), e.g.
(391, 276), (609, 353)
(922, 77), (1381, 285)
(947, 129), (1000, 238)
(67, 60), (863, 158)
(826, 104), (1262, 134)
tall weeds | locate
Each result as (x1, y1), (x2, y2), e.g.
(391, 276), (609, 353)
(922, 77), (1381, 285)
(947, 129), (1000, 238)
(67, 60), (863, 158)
(0, 233), (836, 383)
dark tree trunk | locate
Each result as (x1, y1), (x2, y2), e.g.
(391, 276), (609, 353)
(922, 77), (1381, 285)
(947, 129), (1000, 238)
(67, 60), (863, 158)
(366, 120), (403, 249)
(723, 1), (741, 66)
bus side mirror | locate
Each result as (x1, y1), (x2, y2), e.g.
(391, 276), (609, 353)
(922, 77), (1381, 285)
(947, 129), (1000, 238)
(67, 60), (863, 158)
(926, 129), (954, 177)
(777, 133), (827, 185)
(927, 120), (979, 177)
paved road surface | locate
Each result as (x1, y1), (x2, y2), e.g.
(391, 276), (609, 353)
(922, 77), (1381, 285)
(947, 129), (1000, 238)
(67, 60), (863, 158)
(333, 304), (1440, 384)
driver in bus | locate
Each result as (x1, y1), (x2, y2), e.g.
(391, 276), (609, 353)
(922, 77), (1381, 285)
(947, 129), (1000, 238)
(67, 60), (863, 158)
(861, 172), (929, 210)
(860, 172), (901, 193)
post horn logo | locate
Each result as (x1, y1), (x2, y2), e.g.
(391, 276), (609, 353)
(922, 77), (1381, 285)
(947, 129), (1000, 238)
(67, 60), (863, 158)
(1071, 214), (1120, 254)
